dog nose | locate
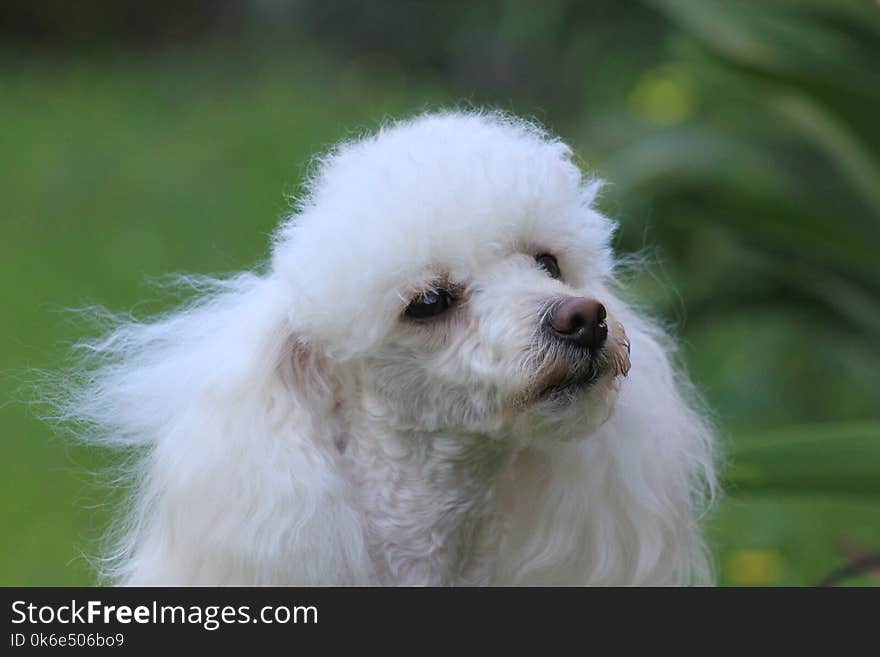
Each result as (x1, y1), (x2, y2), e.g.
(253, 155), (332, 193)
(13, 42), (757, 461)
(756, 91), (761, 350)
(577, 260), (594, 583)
(547, 298), (608, 350)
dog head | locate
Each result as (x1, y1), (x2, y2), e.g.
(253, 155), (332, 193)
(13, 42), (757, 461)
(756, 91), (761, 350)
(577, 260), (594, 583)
(273, 112), (630, 442)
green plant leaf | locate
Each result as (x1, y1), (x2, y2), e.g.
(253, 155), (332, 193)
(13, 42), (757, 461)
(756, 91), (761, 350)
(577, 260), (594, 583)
(726, 421), (880, 496)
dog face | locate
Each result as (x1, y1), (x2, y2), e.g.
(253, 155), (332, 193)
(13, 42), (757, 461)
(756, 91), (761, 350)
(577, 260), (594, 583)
(274, 112), (630, 440)
(358, 248), (631, 440)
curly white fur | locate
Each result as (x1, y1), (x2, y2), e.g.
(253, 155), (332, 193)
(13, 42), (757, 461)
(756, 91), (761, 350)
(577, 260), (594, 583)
(62, 110), (717, 586)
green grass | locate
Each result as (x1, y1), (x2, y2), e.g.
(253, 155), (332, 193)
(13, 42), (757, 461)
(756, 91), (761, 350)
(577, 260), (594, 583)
(1, 45), (877, 586)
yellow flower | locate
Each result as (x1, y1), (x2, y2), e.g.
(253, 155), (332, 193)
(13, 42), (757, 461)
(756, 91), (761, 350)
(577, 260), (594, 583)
(629, 66), (698, 126)
(725, 550), (785, 586)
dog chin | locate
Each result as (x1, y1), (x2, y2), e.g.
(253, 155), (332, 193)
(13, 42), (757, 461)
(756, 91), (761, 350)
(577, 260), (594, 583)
(515, 341), (630, 438)
(532, 375), (612, 422)
(537, 362), (602, 401)
(511, 377), (619, 444)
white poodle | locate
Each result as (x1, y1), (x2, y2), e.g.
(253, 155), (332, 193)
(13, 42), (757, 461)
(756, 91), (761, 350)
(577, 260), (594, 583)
(66, 110), (717, 586)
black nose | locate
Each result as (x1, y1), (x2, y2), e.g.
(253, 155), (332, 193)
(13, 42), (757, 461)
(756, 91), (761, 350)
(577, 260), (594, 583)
(547, 298), (608, 350)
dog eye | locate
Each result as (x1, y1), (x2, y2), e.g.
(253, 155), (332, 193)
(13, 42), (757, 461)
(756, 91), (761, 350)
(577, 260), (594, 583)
(405, 290), (453, 319)
(535, 254), (561, 279)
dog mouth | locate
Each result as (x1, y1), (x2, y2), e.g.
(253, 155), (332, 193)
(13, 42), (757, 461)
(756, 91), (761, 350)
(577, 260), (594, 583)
(520, 319), (631, 407)
(536, 357), (603, 401)
(532, 337), (631, 404)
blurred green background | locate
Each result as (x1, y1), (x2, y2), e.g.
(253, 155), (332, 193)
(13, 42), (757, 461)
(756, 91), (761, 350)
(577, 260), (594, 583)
(2, 0), (879, 586)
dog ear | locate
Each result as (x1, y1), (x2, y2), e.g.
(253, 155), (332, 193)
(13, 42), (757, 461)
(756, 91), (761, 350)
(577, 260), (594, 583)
(594, 312), (717, 584)
(499, 309), (717, 585)
(65, 274), (372, 584)
(581, 311), (718, 584)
